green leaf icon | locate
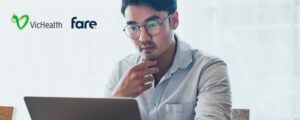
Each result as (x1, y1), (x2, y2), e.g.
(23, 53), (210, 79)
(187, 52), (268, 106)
(11, 14), (29, 30)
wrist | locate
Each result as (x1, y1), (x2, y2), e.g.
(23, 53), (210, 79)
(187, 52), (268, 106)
(112, 91), (124, 97)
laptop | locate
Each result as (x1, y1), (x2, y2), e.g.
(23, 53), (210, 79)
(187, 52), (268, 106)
(24, 96), (141, 120)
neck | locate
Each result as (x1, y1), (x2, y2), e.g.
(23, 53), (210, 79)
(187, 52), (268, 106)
(153, 38), (177, 82)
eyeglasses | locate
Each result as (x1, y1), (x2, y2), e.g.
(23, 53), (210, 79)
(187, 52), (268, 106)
(123, 15), (170, 39)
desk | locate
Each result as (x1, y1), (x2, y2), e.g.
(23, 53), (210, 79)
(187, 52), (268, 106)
(0, 106), (13, 120)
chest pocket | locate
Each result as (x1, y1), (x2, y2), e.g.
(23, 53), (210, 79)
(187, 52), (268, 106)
(162, 102), (195, 120)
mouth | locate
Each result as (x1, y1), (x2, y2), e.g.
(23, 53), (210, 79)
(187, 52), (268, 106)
(142, 46), (154, 53)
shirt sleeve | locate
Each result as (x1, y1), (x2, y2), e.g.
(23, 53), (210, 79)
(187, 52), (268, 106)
(103, 63), (121, 98)
(194, 59), (232, 120)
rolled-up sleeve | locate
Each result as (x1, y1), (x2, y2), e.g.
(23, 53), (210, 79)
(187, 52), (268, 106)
(195, 60), (232, 120)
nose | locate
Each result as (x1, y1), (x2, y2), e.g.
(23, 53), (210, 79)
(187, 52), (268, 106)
(138, 27), (151, 42)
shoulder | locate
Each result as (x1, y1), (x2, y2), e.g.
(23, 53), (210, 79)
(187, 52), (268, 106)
(186, 49), (228, 77)
(175, 39), (227, 71)
(113, 53), (140, 73)
(192, 50), (227, 68)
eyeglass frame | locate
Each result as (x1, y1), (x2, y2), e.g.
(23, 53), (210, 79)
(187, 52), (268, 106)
(123, 15), (171, 39)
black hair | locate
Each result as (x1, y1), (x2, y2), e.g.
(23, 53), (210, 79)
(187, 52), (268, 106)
(121, 0), (177, 16)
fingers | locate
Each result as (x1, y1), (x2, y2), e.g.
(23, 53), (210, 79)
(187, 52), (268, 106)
(131, 60), (157, 71)
(131, 75), (154, 97)
(129, 61), (159, 79)
(142, 83), (152, 91)
(139, 75), (154, 85)
(136, 83), (152, 95)
(113, 61), (158, 98)
(135, 67), (159, 78)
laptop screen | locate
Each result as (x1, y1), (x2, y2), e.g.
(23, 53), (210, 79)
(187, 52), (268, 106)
(24, 97), (141, 120)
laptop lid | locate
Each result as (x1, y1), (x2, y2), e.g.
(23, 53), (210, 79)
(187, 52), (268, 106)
(24, 96), (141, 120)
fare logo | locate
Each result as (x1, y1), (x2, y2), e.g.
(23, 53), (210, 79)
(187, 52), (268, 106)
(71, 17), (97, 29)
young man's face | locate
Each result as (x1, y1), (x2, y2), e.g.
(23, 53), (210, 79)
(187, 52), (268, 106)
(124, 5), (178, 61)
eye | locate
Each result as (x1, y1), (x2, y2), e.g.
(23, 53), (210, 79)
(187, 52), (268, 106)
(146, 21), (158, 29)
(128, 25), (139, 32)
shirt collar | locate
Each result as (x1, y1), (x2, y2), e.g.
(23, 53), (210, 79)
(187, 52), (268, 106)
(166, 35), (193, 77)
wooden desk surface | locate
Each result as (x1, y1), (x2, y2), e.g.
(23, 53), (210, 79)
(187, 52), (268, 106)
(0, 106), (13, 120)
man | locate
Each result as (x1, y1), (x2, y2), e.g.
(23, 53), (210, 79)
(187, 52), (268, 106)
(104, 0), (232, 119)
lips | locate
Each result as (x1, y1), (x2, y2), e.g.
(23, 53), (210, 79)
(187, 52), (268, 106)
(142, 46), (154, 53)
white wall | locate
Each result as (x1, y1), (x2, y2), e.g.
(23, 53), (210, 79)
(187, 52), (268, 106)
(0, 0), (299, 120)
(178, 0), (300, 119)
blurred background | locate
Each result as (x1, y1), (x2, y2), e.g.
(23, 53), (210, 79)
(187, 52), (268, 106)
(0, 0), (299, 119)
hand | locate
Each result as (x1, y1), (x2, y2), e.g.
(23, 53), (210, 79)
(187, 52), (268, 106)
(112, 61), (159, 98)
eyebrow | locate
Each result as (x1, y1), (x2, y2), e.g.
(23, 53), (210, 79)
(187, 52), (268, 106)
(126, 15), (160, 25)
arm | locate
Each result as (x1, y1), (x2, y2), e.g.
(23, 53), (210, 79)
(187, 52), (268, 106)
(195, 60), (232, 120)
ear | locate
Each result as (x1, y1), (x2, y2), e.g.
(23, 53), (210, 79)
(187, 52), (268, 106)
(170, 11), (179, 30)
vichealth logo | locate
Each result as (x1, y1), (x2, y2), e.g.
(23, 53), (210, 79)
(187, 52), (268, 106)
(11, 14), (63, 30)
(11, 14), (30, 30)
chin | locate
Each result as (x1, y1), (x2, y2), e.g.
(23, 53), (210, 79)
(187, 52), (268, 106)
(141, 53), (157, 61)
